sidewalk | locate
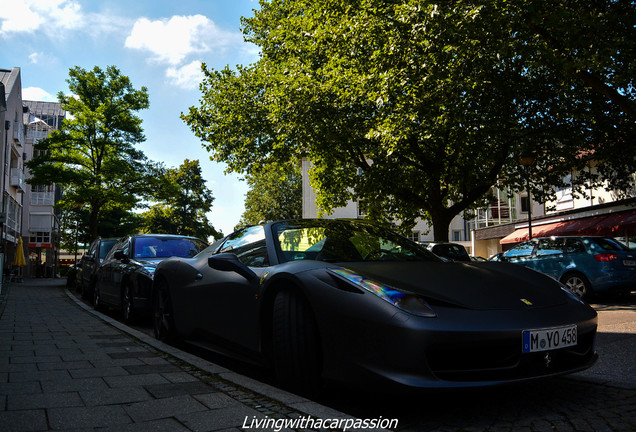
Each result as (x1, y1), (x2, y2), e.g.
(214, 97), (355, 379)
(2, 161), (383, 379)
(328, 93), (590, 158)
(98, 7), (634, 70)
(0, 278), (354, 432)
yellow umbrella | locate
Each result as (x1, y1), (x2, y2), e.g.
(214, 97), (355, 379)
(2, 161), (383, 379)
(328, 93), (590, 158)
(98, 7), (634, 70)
(14, 237), (26, 267)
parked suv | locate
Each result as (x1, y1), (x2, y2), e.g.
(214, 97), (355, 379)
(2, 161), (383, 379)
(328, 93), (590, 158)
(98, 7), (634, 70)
(502, 236), (636, 299)
(79, 237), (118, 300)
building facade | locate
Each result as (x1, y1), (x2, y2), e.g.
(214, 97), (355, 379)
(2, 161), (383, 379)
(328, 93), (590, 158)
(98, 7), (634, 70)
(0, 68), (27, 277)
(302, 159), (634, 258)
(23, 100), (65, 278)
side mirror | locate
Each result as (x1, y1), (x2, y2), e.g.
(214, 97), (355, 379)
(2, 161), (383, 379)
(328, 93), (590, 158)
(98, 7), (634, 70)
(208, 253), (257, 281)
(114, 250), (128, 262)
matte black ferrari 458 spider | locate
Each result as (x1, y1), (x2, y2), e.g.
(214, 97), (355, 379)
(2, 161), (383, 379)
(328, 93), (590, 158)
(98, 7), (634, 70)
(152, 219), (598, 394)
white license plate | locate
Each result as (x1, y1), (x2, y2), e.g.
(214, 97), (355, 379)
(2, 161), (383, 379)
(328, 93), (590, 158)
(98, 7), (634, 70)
(522, 325), (577, 353)
(623, 259), (635, 266)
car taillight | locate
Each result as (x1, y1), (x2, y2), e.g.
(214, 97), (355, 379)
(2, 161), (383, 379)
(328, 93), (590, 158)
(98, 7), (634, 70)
(594, 253), (618, 262)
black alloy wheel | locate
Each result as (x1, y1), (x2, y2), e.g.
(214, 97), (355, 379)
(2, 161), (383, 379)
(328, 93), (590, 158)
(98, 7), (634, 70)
(122, 284), (134, 323)
(272, 288), (322, 397)
(93, 286), (102, 311)
(153, 278), (176, 344)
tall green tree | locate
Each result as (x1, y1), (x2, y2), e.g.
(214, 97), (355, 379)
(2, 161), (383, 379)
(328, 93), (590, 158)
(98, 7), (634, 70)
(142, 159), (221, 241)
(27, 65), (159, 241)
(238, 161), (302, 228)
(184, 1), (636, 240)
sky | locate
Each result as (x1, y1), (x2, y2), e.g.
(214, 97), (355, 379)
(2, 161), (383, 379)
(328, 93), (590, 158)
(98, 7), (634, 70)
(0, 0), (262, 236)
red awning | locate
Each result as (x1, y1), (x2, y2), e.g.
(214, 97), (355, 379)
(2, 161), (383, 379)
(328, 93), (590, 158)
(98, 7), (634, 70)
(500, 209), (636, 244)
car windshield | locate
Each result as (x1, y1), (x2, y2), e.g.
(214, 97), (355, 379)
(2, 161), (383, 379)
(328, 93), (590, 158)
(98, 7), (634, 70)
(133, 237), (207, 259)
(272, 220), (441, 263)
(99, 240), (117, 260)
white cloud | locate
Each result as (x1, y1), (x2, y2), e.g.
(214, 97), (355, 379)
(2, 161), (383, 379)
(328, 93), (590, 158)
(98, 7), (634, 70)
(22, 87), (56, 102)
(28, 52), (42, 64)
(125, 15), (238, 65)
(125, 14), (244, 90)
(0, 0), (43, 34)
(0, 0), (82, 36)
(166, 61), (204, 90)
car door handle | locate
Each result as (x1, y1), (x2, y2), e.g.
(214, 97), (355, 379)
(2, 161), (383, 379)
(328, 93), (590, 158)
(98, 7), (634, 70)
(195, 273), (203, 280)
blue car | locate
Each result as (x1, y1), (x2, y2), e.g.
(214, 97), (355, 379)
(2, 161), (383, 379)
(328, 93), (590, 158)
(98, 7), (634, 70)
(502, 236), (636, 299)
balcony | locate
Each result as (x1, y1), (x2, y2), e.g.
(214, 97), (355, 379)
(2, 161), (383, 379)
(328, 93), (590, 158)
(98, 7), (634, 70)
(30, 191), (55, 206)
(10, 169), (25, 192)
(12, 121), (24, 147)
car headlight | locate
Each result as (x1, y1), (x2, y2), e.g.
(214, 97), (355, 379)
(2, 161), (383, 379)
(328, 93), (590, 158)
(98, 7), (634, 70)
(328, 267), (436, 317)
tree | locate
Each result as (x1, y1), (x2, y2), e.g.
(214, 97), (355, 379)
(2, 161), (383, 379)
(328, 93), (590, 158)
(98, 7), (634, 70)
(238, 161), (302, 228)
(57, 205), (141, 258)
(183, 1), (636, 240)
(142, 159), (222, 241)
(27, 65), (159, 241)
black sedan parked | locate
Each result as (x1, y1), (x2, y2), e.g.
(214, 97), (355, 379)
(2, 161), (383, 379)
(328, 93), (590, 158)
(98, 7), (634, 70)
(152, 219), (598, 395)
(78, 237), (118, 300)
(94, 234), (207, 322)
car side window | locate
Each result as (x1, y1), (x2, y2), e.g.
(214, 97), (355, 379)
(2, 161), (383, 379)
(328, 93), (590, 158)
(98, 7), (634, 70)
(106, 239), (129, 260)
(563, 238), (585, 254)
(536, 238), (564, 256)
(504, 241), (535, 258)
(219, 225), (269, 267)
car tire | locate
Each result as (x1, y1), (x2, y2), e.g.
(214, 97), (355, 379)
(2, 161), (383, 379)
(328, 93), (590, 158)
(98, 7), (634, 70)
(561, 272), (592, 300)
(153, 278), (177, 344)
(93, 286), (102, 311)
(122, 284), (134, 323)
(272, 288), (321, 397)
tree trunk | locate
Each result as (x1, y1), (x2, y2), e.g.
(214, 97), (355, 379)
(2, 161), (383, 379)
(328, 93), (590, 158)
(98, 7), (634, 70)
(429, 208), (453, 242)
(89, 205), (100, 242)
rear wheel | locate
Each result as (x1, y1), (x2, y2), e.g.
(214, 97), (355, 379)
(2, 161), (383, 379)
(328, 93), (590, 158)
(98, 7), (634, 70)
(561, 272), (592, 300)
(153, 278), (177, 344)
(80, 280), (87, 300)
(122, 284), (135, 323)
(272, 289), (321, 397)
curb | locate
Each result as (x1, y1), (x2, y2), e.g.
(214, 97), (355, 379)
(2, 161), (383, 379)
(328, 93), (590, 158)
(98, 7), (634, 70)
(64, 288), (361, 423)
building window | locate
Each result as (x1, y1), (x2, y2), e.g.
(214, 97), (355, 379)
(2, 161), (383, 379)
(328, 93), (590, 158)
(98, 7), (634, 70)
(453, 230), (462, 242)
(407, 232), (420, 242)
(29, 232), (51, 244)
(357, 200), (367, 217)
(520, 195), (530, 213)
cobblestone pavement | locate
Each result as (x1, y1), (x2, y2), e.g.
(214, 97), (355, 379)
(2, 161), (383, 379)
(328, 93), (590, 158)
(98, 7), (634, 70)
(0, 279), (354, 431)
(322, 376), (636, 431)
(1, 279), (635, 431)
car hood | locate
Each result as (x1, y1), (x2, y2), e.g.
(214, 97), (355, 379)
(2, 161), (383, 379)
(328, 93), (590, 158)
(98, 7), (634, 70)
(341, 261), (569, 310)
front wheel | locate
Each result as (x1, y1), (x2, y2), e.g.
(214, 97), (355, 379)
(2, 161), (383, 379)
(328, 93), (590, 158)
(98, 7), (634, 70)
(93, 286), (102, 311)
(562, 272), (592, 300)
(272, 289), (322, 397)
(153, 278), (177, 344)
(122, 284), (135, 323)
